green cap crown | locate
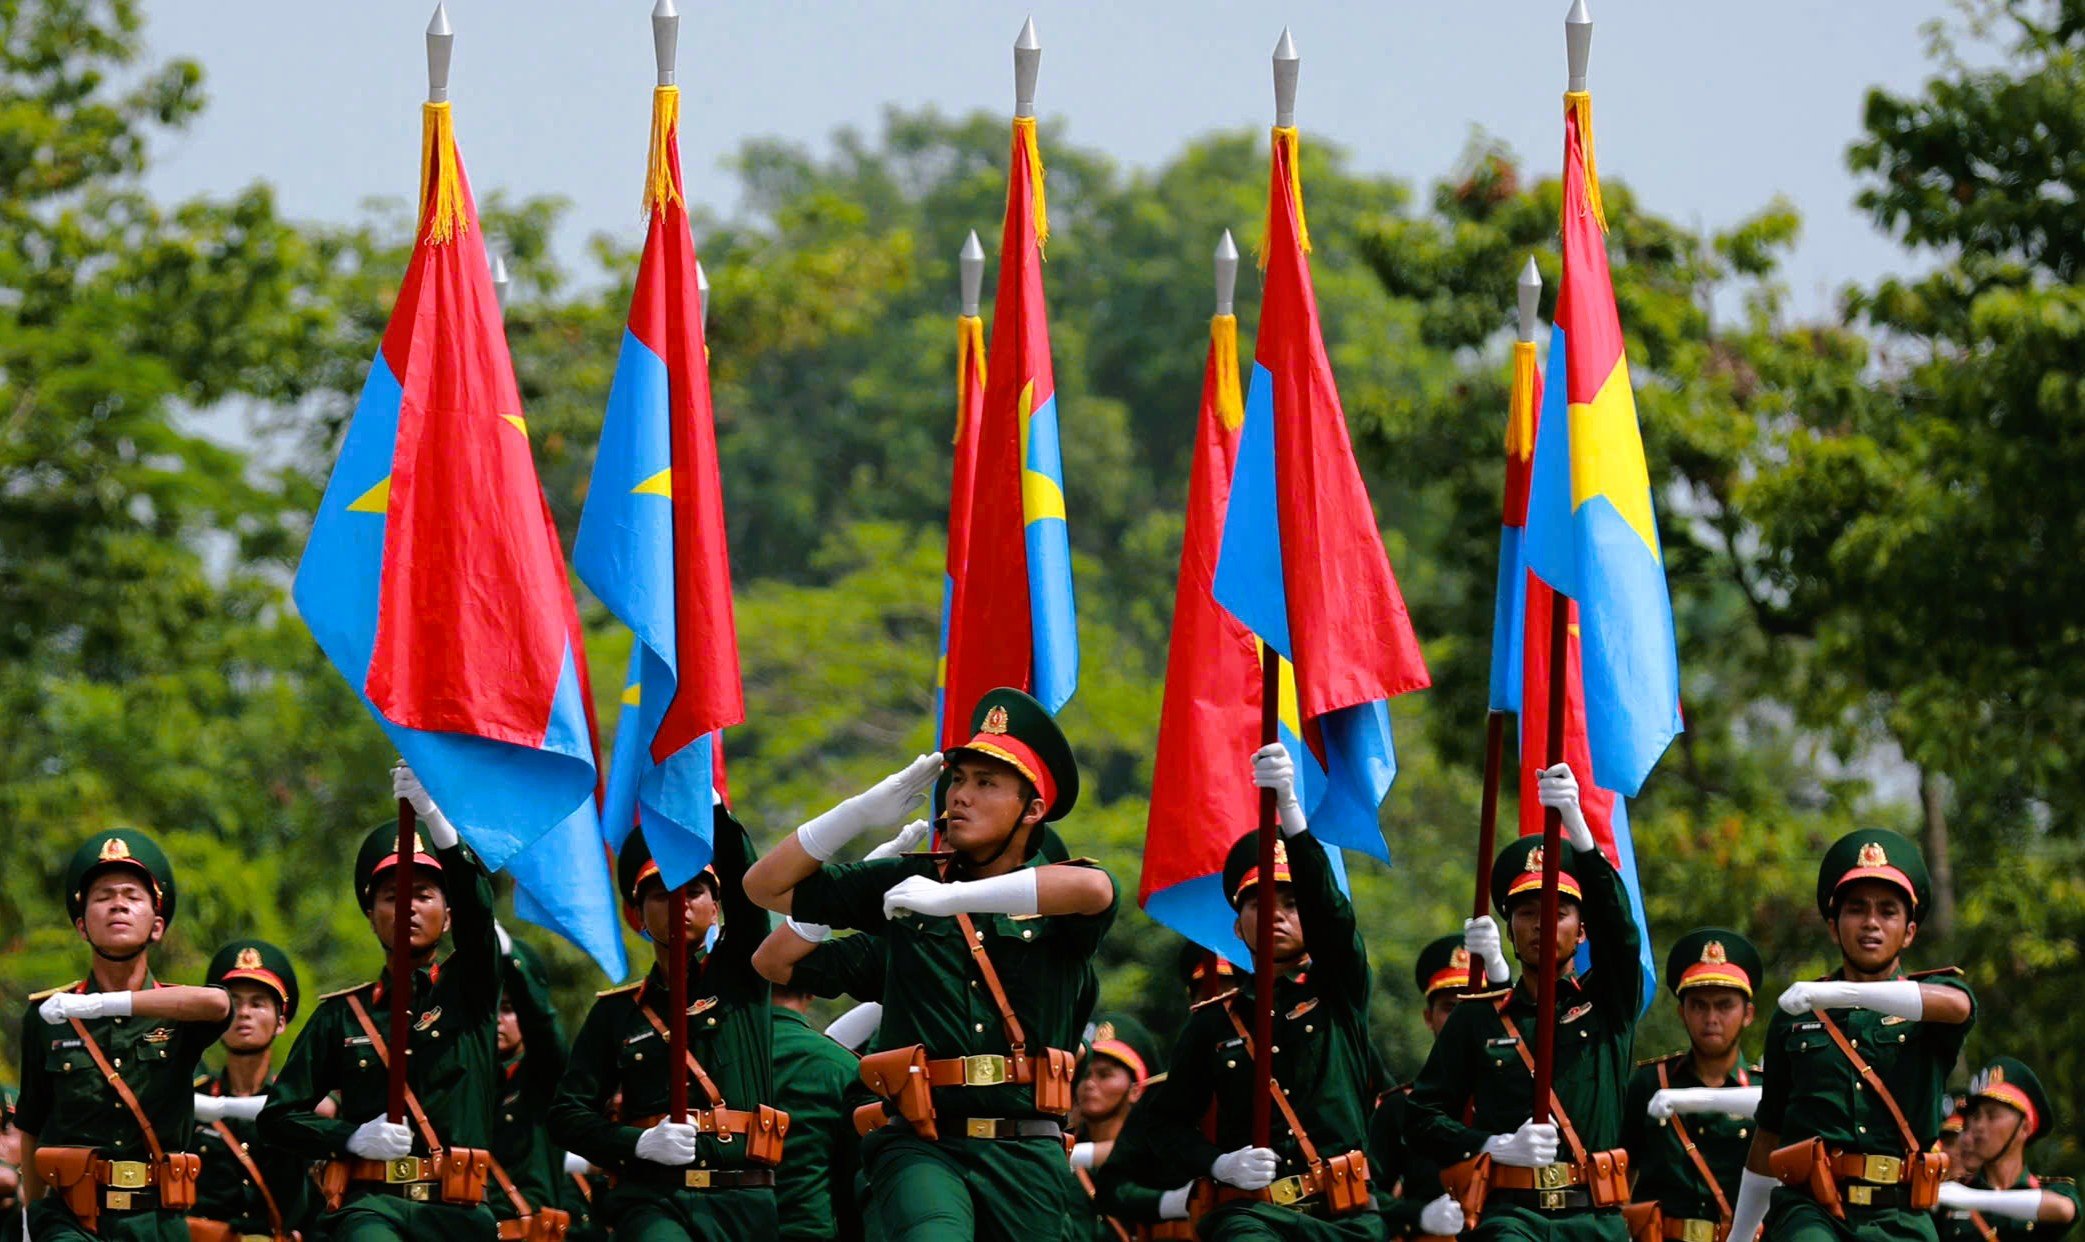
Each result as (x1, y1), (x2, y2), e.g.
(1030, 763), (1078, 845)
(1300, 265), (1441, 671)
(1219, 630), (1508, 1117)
(206, 938), (300, 1019)
(945, 687), (1079, 822)
(1663, 927), (1762, 999)
(1414, 932), (1476, 997)
(1968, 1055), (2054, 1143)
(1083, 1011), (1165, 1084)
(1489, 834), (1584, 913)
(63, 829), (176, 926)
(352, 821), (445, 911)
(1816, 828), (1930, 921)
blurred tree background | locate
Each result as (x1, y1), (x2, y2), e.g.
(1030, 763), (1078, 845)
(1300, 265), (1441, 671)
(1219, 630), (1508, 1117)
(4, 0), (2082, 1179)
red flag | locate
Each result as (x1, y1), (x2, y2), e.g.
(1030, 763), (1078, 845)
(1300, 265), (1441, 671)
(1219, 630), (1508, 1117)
(936, 312), (989, 750)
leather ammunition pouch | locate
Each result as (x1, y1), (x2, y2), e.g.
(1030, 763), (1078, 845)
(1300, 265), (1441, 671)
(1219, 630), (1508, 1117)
(495, 1208), (571, 1241)
(632, 1002), (791, 1167)
(325, 1149), (488, 1208)
(1033, 1046), (1077, 1116)
(859, 1045), (938, 1140)
(1440, 1153), (1491, 1222)
(34, 1147), (101, 1229)
(1768, 1138), (1840, 1217)
(1621, 1200), (1664, 1242)
(852, 1099), (892, 1139)
(156, 1152), (203, 1212)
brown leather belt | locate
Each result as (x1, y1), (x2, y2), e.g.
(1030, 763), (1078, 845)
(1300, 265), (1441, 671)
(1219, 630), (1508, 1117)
(1213, 1168), (1336, 1214)
(1829, 1153), (1910, 1185)
(1488, 1160), (1596, 1191)
(943, 1117), (1064, 1141)
(91, 1158), (162, 1212)
(343, 1155), (454, 1202)
(923, 1053), (1037, 1088)
(495, 1209), (572, 1240)
(628, 1109), (779, 1141)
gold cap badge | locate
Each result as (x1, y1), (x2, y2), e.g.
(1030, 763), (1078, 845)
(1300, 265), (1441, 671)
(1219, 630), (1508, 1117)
(1273, 838), (1289, 866)
(235, 947), (263, 971)
(1857, 841), (1888, 868)
(1524, 846), (1544, 873)
(1450, 947), (1471, 969)
(982, 705), (1010, 735)
(99, 837), (132, 863)
(1092, 1021), (1116, 1044)
(1702, 940), (1727, 965)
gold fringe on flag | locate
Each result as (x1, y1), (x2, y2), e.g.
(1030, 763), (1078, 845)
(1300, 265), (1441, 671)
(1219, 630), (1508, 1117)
(418, 101), (468, 245)
(1563, 91), (1608, 234)
(954, 315), (986, 444)
(1507, 340), (1539, 460)
(1258, 127), (1312, 269)
(1013, 116), (1048, 252)
(645, 86), (684, 215)
(1211, 314), (1243, 432)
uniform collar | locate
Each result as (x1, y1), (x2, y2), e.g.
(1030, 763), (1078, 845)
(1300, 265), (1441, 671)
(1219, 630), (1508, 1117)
(372, 961), (441, 1005)
(773, 1007), (812, 1030)
(78, 974), (159, 994)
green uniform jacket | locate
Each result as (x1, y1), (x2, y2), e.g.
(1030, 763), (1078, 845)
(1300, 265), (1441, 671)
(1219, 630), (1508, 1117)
(191, 1070), (319, 1236)
(546, 816), (775, 1179)
(788, 850), (1116, 1121)
(258, 839), (501, 1158)
(491, 953), (569, 1220)
(16, 976), (229, 1155)
(1404, 843), (1643, 1166)
(770, 1007), (861, 1241)
(1619, 1055), (1761, 1224)
(1090, 1097), (1190, 1226)
(1938, 1170), (2081, 1240)
(790, 931), (887, 1002)
(1369, 1083), (1446, 1236)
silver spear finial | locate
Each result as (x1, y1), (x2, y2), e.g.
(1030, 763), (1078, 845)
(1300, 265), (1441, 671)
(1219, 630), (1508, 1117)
(653, 0), (678, 88)
(959, 231), (985, 317)
(1273, 27), (1299, 127)
(1215, 230), (1240, 316)
(1517, 256), (1542, 343)
(426, 2), (453, 104)
(696, 260), (711, 332)
(1566, 0), (1592, 92)
(1014, 17), (1041, 118)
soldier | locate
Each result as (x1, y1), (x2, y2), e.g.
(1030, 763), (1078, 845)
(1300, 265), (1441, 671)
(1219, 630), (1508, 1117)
(1724, 828), (1976, 1242)
(1402, 766), (1644, 1242)
(770, 979), (863, 1242)
(742, 687), (1116, 1242)
(1622, 928), (1767, 1242)
(257, 766), (504, 1239)
(1123, 744), (1383, 1240)
(18, 829), (235, 1241)
(490, 930), (574, 1239)
(547, 810), (781, 1240)
(1064, 1013), (1165, 1241)
(1934, 1058), (2080, 1238)
(1369, 934), (1487, 1239)
(190, 938), (315, 1241)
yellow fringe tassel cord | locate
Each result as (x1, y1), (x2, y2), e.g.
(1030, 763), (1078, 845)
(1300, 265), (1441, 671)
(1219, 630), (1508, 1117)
(1013, 117), (1048, 251)
(1210, 315), (1243, 432)
(645, 87), (684, 215)
(418, 102), (469, 245)
(1258, 127), (1312, 268)
(1507, 340), (1539, 461)
(1563, 91), (1608, 234)
(954, 315), (986, 445)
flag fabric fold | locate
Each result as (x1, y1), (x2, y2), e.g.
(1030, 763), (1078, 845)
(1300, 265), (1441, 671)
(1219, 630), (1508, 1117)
(934, 311), (989, 748)
(1487, 339), (1541, 712)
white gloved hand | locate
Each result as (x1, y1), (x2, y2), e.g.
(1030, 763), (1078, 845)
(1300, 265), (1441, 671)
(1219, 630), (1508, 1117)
(1069, 1141), (1098, 1170)
(1937, 1182), (2046, 1221)
(39, 991), (130, 1024)
(1481, 1120), (1560, 1168)
(391, 763), (459, 848)
(882, 869), (1038, 921)
(346, 1117), (414, 1160)
(796, 754), (943, 861)
(824, 1001), (883, 1051)
(1158, 1183), (1195, 1221)
(1210, 1145), (1280, 1190)
(1536, 763), (1595, 852)
(784, 917), (831, 944)
(1464, 916), (1511, 986)
(1419, 1194), (1468, 1236)
(633, 1120), (698, 1166)
(1776, 979), (1923, 1019)
(1250, 744), (1307, 837)
(193, 1094), (228, 1123)
(1726, 1168), (1776, 1242)
(866, 818), (932, 861)
(1648, 1086), (1761, 1120)
(562, 1152), (592, 1175)
(211, 1095), (266, 1122)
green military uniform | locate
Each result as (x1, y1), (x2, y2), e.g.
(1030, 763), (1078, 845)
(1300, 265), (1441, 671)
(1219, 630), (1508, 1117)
(548, 811), (779, 1241)
(772, 1004), (862, 1241)
(258, 822), (503, 1240)
(1123, 830), (1385, 1241)
(1621, 929), (1766, 1242)
(1367, 934), (1469, 1239)
(791, 689), (1114, 1242)
(2, 1085), (22, 1242)
(1404, 835), (1644, 1242)
(491, 933), (571, 1230)
(1062, 1013), (1164, 1242)
(1936, 1059), (2077, 1240)
(190, 938), (316, 1240)
(18, 830), (228, 1242)
(1758, 828), (1975, 1242)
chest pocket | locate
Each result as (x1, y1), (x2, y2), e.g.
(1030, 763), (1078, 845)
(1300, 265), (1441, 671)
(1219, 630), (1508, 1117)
(43, 1040), (96, 1079)
(1482, 1039), (1530, 1079)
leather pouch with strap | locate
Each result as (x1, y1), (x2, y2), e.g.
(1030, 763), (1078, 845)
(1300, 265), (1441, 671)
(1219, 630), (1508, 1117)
(1767, 1007), (1945, 1218)
(31, 1146), (102, 1231)
(487, 1153), (571, 1241)
(205, 1114), (292, 1241)
(48, 1015), (204, 1218)
(1653, 1059), (1732, 1241)
(950, 906), (1075, 1116)
(330, 992), (490, 1210)
(633, 999), (789, 1166)
(1212, 1003), (1371, 1217)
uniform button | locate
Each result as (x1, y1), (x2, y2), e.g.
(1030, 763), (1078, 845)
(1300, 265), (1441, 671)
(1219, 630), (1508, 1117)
(970, 980), (978, 988)
(974, 931), (985, 942)
(358, 1059), (369, 1070)
(113, 1057), (122, 1067)
(1738, 1129), (1749, 1138)
(1226, 1060), (1237, 1069)
(431, 1030), (440, 1039)
(974, 1023), (986, 1033)
(707, 1018), (717, 1027)
(634, 1053), (644, 1062)
(1857, 1125), (1867, 1134)
(1304, 1025), (1314, 1034)
(1021, 930), (1033, 940)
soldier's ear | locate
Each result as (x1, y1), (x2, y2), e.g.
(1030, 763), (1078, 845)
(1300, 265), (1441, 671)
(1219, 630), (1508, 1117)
(1901, 920), (1918, 949)
(148, 915), (165, 945)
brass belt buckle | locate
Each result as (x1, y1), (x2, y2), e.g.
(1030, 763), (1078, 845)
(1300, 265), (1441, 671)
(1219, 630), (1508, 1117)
(1862, 1154), (1903, 1183)
(385, 1157), (422, 1184)
(684, 1169), (712, 1189)
(105, 1190), (134, 1210)
(1533, 1162), (1573, 1190)
(1266, 1174), (1307, 1206)
(406, 1183), (430, 1202)
(965, 1117), (1001, 1139)
(961, 1054), (1008, 1086)
(1678, 1219), (1717, 1242)
(1846, 1184), (1875, 1207)
(107, 1160), (151, 1189)
(1537, 1189), (1569, 1210)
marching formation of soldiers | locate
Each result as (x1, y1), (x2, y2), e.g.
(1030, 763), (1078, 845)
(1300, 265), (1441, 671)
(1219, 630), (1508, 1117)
(6, 688), (2078, 1241)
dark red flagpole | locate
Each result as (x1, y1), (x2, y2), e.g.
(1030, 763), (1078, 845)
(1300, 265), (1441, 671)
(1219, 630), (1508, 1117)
(668, 886), (690, 1123)
(1531, 589), (1571, 1123)
(1470, 710), (1506, 990)
(1249, 648), (1280, 1148)
(385, 798), (416, 1124)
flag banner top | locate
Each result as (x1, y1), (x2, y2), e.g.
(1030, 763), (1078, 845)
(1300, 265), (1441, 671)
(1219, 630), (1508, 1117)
(943, 116), (1079, 738)
(1520, 96), (1683, 796)
(1210, 127), (1430, 860)
(1487, 338), (1542, 712)
(935, 311), (989, 749)
(574, 84), (742, 886)
(294, 99), (595, 870)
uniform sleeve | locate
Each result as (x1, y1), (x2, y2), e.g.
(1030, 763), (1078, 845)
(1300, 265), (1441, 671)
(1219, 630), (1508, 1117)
(1093, 1075), (1210, 1222)
(1369, 1092), (1427, 1238)
(1285, 831), (1366, 1000)
(2041, 1178), (2081, 1232)
(1118, 1009), (1225, 1184)
(179, 987), (234, 1064)
(710, 808), (773, 984)
(257, 1001), (358, 1158)
(1755, 1011), (1793, 1133)
(14, 1004), (51, 1136)
(1047, 859), (1117, 957)
(1620, 1064), (1655, 1163)
(1918, 975), (1976, 1067)
(1402, 1000), (1493, 1165)
(1573, 844), (1644, 1022)
(789, 933), (889, 1002)
(510, 961), (568, 1112)
(441, 841), (501, 1018)
(788, 857), (912, 933)
(547, 1000), (645, 1170)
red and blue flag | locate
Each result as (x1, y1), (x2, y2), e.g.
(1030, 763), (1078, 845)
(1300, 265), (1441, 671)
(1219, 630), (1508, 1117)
(934, 308), (989, 748)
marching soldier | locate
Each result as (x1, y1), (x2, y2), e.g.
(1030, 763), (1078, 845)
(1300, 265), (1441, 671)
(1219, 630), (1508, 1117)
(190, 938), (314, 1241)
(18, 829), (235, 1241)
(770, 980), (863, 1242)
(547, 811), (782, 1240)
(1369, 934), (1486, 1239)
(1402, 765), (1644, 1242)
(1725, 828), (1976, 1241)
(1064, 1012), (1165, 1241)
(1622, 928), (1766, 1242)
(1934, 1058), (2079, 1238)
(1121, 744), (1383, 1240)
(258, 766), (504, 1239)
(742, 687), (1117, 1242)
(490, 930), (574, 1239)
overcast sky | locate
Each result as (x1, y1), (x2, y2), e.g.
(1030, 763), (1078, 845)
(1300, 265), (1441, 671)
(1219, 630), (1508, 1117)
(139, 1), (1969, 319)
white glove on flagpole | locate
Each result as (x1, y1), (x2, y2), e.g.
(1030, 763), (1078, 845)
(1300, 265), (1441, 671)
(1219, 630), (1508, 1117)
(866, 818), (932, 860)
(1648, 1086), (1761, 1120)
(882, 869), (1039, 920)
(633, 1120), (698, 1166)
(1210, 1145), (1279, 1190)
(1776, 979), (1923, 1019)
(1419, 1194), (1468, 1236)
(346, 1117), (414, 1160)
(39, 991), (131, 1024)
(796, 754), (943, 861)
(1937, 1182), (2047, 1221)
(1250, 744), (1307, 837)
(1464, 917), (1512, 986)
(1535, 763), (1596, 852)
(1481, 1120), (1560, 1168)
(392, 763), (459, 848)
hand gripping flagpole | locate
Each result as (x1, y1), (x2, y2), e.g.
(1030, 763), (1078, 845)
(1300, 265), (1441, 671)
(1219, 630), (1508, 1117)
(1249, 27), (1299, 1152)
(1534, 0), (1594, 1125)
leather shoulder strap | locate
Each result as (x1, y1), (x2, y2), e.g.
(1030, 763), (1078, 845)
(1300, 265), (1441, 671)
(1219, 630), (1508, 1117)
(951, 910), (1028, 1056)
(341, 992), (443, 1154)
(210, 1118), (286, 1235)
(1811, 1009), (1919, 1155)
(637, 990), (726, 1110)
(487, 1152), (533, 1218)
(1654, 1059), (1733, 1221)
(66, 1017), (166, 1164)
(1491, 1002), (1588, 1165)
(1220, 1001), (1321, 1166)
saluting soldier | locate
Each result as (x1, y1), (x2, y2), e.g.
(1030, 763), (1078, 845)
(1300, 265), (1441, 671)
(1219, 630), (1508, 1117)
(547, 810), (782, 1240)
(1402, 765), (1644, 1242)
(743, 687), (1116, 1242)
(18, 829), (235, 1241)
(257, 766), (504, 1240)
(1934, 1058), (2079, 1238)
(1724, 828), (1976, 1242)
(1064, 1012), (1165, 1241)
(489, 929), (574, 1239)
(1621, 929), (1767, 1242)
(189, 938), (315, 1242)
(1369, 934), (1486, 1240)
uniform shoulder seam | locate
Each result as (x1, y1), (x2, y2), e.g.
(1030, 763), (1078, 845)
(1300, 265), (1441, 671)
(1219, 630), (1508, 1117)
(1905, 965), (1963, 980)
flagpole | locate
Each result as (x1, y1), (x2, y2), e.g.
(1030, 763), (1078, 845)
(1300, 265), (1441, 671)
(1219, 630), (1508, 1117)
(1534, 0), (1594, 1122)
(934, 230), (985, 852)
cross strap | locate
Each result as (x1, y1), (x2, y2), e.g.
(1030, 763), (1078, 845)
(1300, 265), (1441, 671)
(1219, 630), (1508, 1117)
(210, 1117), (287, 1237)
(65, 1016), (168, 1165)
(1811, 1009), (1920, 1157)
(1654, 1059), (1733, 1222)
(1491, 999), (1590, 1166)
(952, 911), (1028, 1057)
(342, 991), (444, 1155)
(487, 1151), (534, 1218)
(637, 989), (727, 1110)
(1219, 1001), (1321, 1166)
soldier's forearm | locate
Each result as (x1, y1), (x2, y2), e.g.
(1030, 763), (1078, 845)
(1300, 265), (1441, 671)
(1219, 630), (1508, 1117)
(19, 1135), (38, 1203)
(751, 923), (819, 984)
(128, 984), (232, 1023)
(1034, 864), (1113, 916)
(1916, 982), (1972, 1024)
(743, 835), (820, 915)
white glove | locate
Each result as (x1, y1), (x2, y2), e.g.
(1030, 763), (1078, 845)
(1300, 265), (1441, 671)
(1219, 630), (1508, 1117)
(824, 1001), (883, 1050)
(494, 921), (514, 955)
(1250, 744), (1307, 837)
(1937, 1182), (2046, 1221)
(346, 1117), (414, 1160)
(1535, 763), (1595, 852)
(194, 1094), (265, 1122)
(1069, 1141), (1097, 1170)
(391, 763), (459, 848)
(1158, 1183), (1195, 1221)
(796, 753), (943, 861)
(39, 991), (130, 1024)
(193, 1094), (229, 1123)
(1419, 1193), (1468, 1235)
(1464, 916), (1511, 986)
(1481, 1120), (1560, 1168)
(866, 818), (932, 860)
(562, 1152), (591, 1175)
(1210, 1145), (1280, 1190)
(633, 1120), (698, 1166)
(1648, 1086), (1761, 1120)
(1726, 1168), (1775, 1242)
(882, 869), (1039, 920)
(1776, 979), (1923, 1019)
(784, 917), (831, 944)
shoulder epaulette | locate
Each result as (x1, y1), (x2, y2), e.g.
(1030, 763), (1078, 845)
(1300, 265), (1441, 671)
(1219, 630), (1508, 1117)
(1190, 987), (1241, 1012)
(1061, 856), (1103, 868)
(314, 982), (374, 1003)
(1906, 965), (1963, 980)
(595, 981), (643, 999)
(1459, 986), (1512, 1001)
(2040, 1176), (2075, 1188)
(27, 982), (80, 1002)
(1635, 1050), (1687, 1069)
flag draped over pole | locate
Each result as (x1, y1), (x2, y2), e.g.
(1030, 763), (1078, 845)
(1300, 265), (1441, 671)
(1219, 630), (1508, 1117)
(573, 80), (743, 887)
(935, 239), (990, 750)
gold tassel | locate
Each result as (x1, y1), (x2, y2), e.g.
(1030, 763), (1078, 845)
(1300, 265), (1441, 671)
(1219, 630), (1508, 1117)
(418, 101), (469, 245)
(645, 86), (684, 215)
(1014, 117), (1048, 252)
(1507, 340), (1539, 460)
(1258, 127), (1312, 268)
(954, 315), (986, 444)
(1564, 91), (1608, 233)
(1211, 315), (1243, 432)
